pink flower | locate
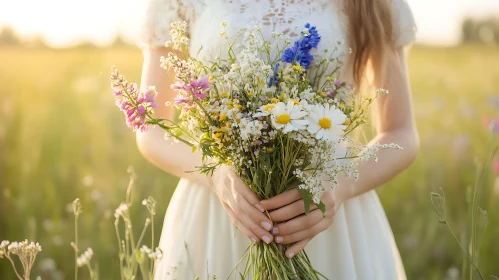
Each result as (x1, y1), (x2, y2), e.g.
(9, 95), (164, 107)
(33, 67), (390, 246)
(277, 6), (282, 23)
(171, 76), (211, 100)
(173, 96), (196, 111)
(493, 157), (499, 175)
(484, 117), (499, 134)
(335, 80), (343, 87)
(111, 67), (158, 132)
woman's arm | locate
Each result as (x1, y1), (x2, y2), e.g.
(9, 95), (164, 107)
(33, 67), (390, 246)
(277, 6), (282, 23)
(334, 47), (420, 202)
(260, 47), (420, 258)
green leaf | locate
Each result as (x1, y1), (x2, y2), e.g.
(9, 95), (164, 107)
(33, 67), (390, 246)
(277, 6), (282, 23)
(298, 188), (311, 215)
(259, 153), (270, 171)
(191, 145), (198, 153)
(317, 201), (327, 217)
(136, 250), (144, 264)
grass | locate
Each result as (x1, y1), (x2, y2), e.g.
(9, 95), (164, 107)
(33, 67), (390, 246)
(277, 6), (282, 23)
(0, 44), (498, 279)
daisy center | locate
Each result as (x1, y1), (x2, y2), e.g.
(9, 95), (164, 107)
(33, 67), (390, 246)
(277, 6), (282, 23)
(319, 118), (331, 129)
(276, 114), (291, 124)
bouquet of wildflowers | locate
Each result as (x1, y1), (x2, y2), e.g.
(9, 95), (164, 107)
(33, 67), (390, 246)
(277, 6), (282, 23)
(111, 21), (400, 279)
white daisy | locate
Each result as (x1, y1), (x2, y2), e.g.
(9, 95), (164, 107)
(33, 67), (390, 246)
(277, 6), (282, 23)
(307, 104), (347, 141)
(253, 103), (277, 117)
(270, 101), (308, 133)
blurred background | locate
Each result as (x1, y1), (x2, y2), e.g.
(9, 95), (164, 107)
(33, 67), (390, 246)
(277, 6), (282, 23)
(0, 0), (498, 279)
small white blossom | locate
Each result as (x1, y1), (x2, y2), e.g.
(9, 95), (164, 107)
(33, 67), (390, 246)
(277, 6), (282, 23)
(76, 248), (93, 267)
(114, 203), (128, 219)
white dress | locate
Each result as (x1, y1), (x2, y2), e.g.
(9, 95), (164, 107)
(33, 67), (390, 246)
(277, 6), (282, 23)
(138, 1), (417, 279)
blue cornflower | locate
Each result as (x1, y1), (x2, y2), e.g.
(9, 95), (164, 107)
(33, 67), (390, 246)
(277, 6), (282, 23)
(296, 51), (314, 69)
(268, 62), (280, 87)
(281, 23), (321, 69)
(304, 23), (321, 48)
(282, 42), (299, 64)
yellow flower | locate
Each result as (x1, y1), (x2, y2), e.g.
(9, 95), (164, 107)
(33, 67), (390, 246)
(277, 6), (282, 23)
(213, 131), (224, 139)
(247, 91), (252, 97)
(293, 100), (300, 105)
(271, 98), (279, 103)
(209, 76), (215, 82)
(267, 147), (274, 153)
(276, 114), (291, 124)
(319, 118), (332, 129)
(220, 114), (227, 121)
(226, 160), (232, 166)
(292, 65), (303, 72)
(320, 92), (327, 97)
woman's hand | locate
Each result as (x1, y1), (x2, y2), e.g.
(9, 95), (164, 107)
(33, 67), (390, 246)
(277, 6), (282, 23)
(260, 185), (349, 258)
(210, 165), (274, 244)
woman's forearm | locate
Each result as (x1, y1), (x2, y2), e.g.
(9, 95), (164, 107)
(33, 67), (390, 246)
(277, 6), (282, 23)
(336, 127), (420, 202)
(136, 127), (211, 186)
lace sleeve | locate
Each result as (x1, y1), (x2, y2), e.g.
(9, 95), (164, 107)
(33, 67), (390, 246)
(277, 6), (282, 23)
(137, 0), (197, 48)
(391, 0), (417, 47)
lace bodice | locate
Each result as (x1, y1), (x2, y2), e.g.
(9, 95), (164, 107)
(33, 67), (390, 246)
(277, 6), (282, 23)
(138, 0), (417, 79)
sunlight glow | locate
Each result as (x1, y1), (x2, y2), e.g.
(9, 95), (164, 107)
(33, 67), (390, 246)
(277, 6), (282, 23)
(0, 0), (498, 47)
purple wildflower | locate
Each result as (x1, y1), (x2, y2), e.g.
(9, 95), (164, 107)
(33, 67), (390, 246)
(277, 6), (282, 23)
(484, 117), (499, 135)
(189, 76), (211, 99)
(325, 90), (334, 99)
(173, 96), (196, 111)
(335, 80), (343, 87)
(111, 67), (158, 132)
(172, 76), (211, 100)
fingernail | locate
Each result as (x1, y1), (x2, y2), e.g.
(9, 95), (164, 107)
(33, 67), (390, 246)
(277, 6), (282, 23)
(261, 221), (272, 231)
(276, 236), (283, 243)
(272, 227), (279, 235)
(287, 252), (295, 259)
(251, 238), (257, 243)
(255, 203), (265, 212)
(262, 236), (271, 244)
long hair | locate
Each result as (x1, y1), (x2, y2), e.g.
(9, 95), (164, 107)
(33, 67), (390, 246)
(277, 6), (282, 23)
(343, 0), (395, 87)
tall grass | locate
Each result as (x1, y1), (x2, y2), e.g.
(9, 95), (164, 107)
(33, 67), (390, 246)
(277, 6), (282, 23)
(431, 133), (498, 280)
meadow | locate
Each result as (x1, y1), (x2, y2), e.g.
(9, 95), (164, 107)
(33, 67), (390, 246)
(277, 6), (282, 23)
(0, 44), (498, 280)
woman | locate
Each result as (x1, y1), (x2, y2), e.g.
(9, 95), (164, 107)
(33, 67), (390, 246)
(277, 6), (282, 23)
(136, 0), (419, 279)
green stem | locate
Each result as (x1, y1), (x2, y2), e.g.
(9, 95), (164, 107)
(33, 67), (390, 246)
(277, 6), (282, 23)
(75, 215), (79, 280)
(114, 222), (125, 280)
(150, 213), (155, 277)
(444, 221), (484, 280)
(86, 263), (95, 280)
(135, 221), (150, 250)
(6, 255), (23, 280)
